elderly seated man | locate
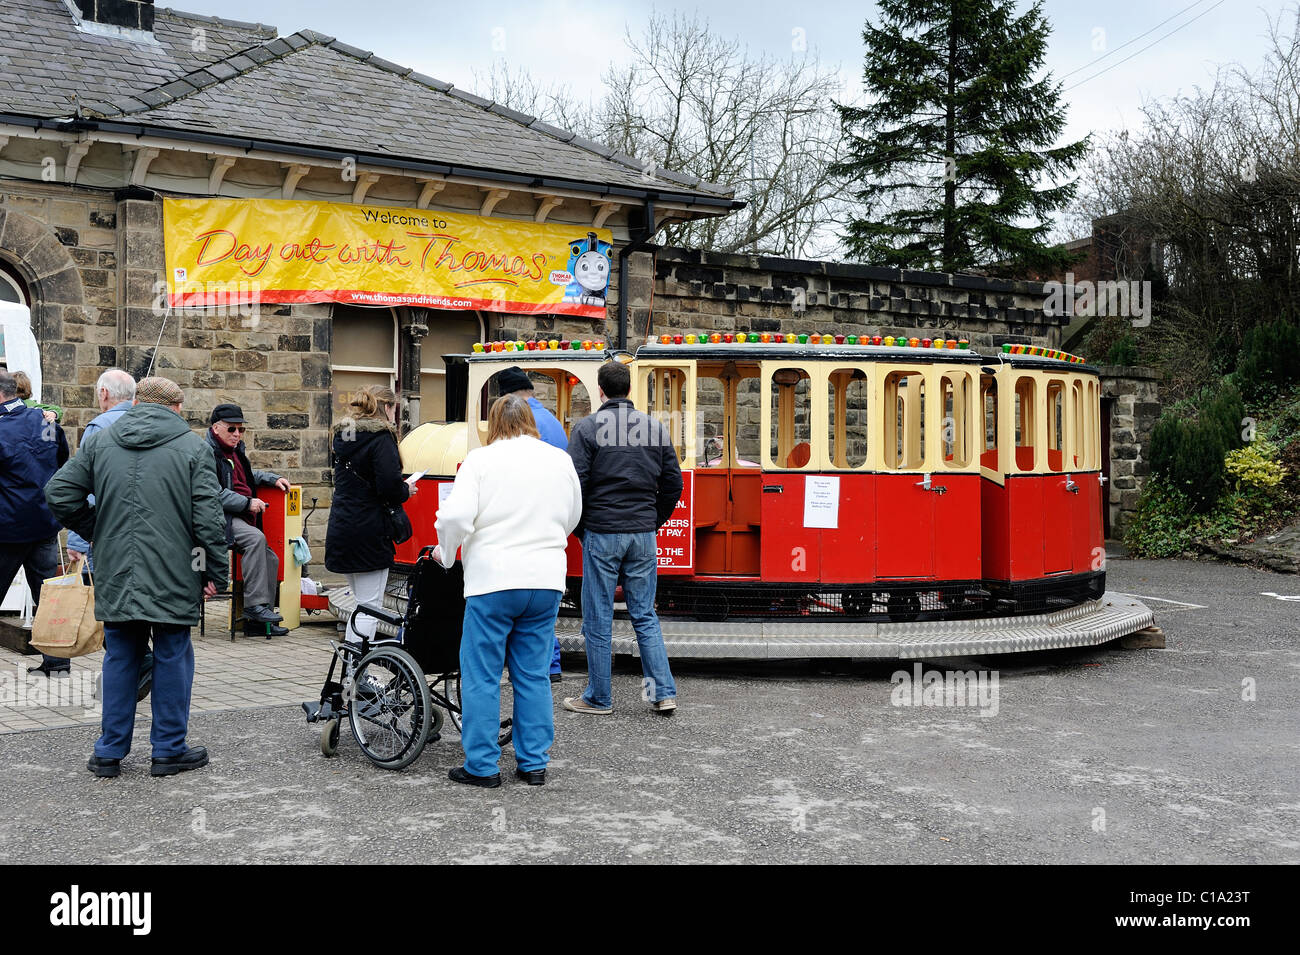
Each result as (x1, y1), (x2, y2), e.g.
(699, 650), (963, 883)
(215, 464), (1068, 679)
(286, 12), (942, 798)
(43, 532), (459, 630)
(205, 403), (290, 636)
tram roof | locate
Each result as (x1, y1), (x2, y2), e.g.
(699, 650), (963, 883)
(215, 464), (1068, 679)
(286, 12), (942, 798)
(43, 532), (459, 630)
(634, 343), (988, 364)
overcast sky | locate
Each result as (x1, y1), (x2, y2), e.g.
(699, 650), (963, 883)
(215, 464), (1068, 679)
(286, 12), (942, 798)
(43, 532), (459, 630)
(201, 0), (1292, 240)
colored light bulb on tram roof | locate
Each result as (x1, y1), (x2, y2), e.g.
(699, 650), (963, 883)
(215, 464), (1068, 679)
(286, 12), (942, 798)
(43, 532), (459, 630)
(908, 337), (919, 347)
(871, 336), (882, 345)
(524, 340), (536, 351)
(757, 333), (768, 343)
(921, 338), (932, 348)
(571, 340), (582, 350)
(708, 333), (720, 343)
(883, 336), (894, 346)
(958, 339), (969, 349)
(933, 338), (944, 349)
(723, 333), (734, 343)
(838, 335), (848, 345)
(672, 334), (683, 345)
(549, 340), (559, 350)
(684, 334), (697, 344)
(473, 342), (484, 353)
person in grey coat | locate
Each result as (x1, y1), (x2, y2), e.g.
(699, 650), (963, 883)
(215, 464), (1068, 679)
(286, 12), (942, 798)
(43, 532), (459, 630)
(204, 403), (290, 636)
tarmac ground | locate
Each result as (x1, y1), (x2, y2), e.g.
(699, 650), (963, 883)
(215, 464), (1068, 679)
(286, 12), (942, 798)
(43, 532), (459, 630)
(0, 556), (1296, 864)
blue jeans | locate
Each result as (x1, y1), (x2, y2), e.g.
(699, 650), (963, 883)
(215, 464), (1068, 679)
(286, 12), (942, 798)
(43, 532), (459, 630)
(95, 622), (194, 759)
(460, 589), (562, 777)
(580, 531), (677, 709)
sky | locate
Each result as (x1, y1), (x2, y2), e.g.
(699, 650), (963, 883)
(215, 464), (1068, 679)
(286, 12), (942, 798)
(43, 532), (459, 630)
(199, 0), (1293, 239)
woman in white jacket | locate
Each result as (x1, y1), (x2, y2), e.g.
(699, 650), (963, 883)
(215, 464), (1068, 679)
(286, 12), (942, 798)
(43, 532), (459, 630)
(434, 394), (583, 788)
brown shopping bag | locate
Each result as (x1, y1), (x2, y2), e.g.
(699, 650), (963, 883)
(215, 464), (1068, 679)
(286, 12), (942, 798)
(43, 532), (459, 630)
(30, 560), (104, 658)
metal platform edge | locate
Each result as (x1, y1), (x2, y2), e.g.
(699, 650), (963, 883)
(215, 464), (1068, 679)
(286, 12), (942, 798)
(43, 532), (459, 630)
(329, 590), (1154, 661)
(555, 592), (1155, 659)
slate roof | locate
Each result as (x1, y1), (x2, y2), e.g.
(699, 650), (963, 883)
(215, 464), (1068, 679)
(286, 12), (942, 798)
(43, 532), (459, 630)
(0, 0), (733, 201)
(0, 2), (276, 116)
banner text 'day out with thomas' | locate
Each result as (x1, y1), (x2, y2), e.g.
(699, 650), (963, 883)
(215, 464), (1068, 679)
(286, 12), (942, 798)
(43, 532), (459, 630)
(163, 197), (614, 317)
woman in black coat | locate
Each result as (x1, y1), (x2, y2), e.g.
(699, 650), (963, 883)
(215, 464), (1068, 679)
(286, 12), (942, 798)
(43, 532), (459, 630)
(326, 385), (415, 642)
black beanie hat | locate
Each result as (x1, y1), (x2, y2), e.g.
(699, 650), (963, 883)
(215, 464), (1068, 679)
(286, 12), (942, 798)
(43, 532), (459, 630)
(495, 366), (533, 395)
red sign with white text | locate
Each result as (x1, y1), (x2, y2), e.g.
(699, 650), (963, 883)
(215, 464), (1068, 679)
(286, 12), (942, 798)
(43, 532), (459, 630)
(656, 470), (694, 573)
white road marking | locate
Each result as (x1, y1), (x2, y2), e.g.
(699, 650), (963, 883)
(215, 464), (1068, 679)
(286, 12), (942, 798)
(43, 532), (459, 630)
(1112, 592), (1208, 609)
(1259, 592), (1300, 602)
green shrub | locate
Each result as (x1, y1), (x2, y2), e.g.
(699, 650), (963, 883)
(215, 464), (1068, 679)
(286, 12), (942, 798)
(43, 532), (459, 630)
(1125, 481), (1196, 557)
(1236, 320), (1300, 403)
(1148, 414), (1226, 512)
(1202, 380), (1247, 451)
(1105, 334), (1139, 366)
(1225, 439), (1286, 490)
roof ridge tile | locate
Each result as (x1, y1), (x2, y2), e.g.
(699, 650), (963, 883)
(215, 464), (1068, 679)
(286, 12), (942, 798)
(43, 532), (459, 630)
(156, 7), (278, 37)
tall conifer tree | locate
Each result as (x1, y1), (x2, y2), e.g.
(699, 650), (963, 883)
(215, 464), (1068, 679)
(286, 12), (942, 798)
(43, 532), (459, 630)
(831, 0), (1086, 272)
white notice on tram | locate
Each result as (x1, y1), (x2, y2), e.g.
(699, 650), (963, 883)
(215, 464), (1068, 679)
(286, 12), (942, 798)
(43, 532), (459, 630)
(803, 475), (840, 529)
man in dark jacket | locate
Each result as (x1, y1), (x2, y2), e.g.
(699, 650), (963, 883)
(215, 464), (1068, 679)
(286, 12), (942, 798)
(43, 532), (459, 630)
(45, 377), (228, 778)
(205, 403), (290, 636)
(0, 369), (70, 675)
(564, 360), (682, 716)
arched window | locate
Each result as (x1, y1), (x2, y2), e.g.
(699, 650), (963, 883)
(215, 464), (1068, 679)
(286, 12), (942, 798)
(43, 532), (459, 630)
(0, 262), (28, 305)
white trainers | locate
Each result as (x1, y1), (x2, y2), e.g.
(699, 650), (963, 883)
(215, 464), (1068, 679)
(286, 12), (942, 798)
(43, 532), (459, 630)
(652, 697), (677, 715)
(563, 696), (612, 715)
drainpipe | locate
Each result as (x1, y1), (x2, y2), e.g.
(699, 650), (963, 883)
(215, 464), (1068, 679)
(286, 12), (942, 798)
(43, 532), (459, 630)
(617, 199), (657, 351)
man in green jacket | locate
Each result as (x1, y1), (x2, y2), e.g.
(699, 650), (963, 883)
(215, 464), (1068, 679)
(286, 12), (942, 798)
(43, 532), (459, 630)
(45, 377), (228, 778)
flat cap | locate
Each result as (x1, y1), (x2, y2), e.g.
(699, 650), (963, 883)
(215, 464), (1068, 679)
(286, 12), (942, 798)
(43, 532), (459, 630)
(135, 376), (184, 405)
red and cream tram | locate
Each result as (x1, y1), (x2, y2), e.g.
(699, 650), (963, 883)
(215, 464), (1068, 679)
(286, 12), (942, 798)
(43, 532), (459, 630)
(383, 334), (1151, 657)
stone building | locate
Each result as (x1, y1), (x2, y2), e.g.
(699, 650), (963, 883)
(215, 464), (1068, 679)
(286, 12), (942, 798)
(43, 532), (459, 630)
(0, 0), (737, 511)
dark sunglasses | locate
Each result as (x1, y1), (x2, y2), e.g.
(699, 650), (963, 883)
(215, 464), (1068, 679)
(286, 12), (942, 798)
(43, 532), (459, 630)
(223, 424), (246, 433)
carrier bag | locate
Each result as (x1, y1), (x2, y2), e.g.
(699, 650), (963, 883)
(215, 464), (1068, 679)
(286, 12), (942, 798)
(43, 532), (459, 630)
(29, 560), (104, 658)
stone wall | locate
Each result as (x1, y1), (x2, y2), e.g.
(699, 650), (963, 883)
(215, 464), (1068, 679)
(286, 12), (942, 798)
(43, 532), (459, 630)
(650, 247), (1069, 349)
(1100, 365), (1162, 535)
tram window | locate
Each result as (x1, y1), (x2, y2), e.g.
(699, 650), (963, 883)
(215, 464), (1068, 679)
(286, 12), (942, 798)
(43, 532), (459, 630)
(883, 370), (926, 470)
(568, 379), (592, 432)
(827, 369), (868, 468)
(1071, 379), (1085, 469)
(735, 373), (761, 467)
(645, 367), (689, 463)
(941, 374), (971, 468)
(980, 375), (998, 470)
(696, 374), (726, 467)
(769, 368), (813, 468)
(695, 368), (761, 468)
(1014, 376), (1036, 471)
(1046, 380), (1065, 471)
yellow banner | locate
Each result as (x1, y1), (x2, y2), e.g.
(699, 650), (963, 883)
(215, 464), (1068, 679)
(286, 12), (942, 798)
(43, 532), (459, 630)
(163, 197), (614, 317)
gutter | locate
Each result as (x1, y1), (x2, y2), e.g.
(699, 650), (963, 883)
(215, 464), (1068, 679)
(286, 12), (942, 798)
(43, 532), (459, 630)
(0, 112), (744, 211)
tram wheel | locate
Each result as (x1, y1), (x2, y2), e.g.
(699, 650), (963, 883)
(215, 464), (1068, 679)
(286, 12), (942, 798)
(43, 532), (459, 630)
(886, 591), (922, 623)
(347, 645), (432, 771)
(320, 718), (340, 757)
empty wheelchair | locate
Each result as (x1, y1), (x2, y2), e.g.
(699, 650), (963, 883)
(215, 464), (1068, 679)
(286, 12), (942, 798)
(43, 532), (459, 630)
(303, 547), (513, 771)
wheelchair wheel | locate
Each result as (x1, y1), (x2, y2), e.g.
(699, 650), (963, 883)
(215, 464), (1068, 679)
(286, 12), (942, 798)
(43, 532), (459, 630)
(445, 673), (514, 749)
(347, 646), (432, 771)
(320, 718), (340, 757)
